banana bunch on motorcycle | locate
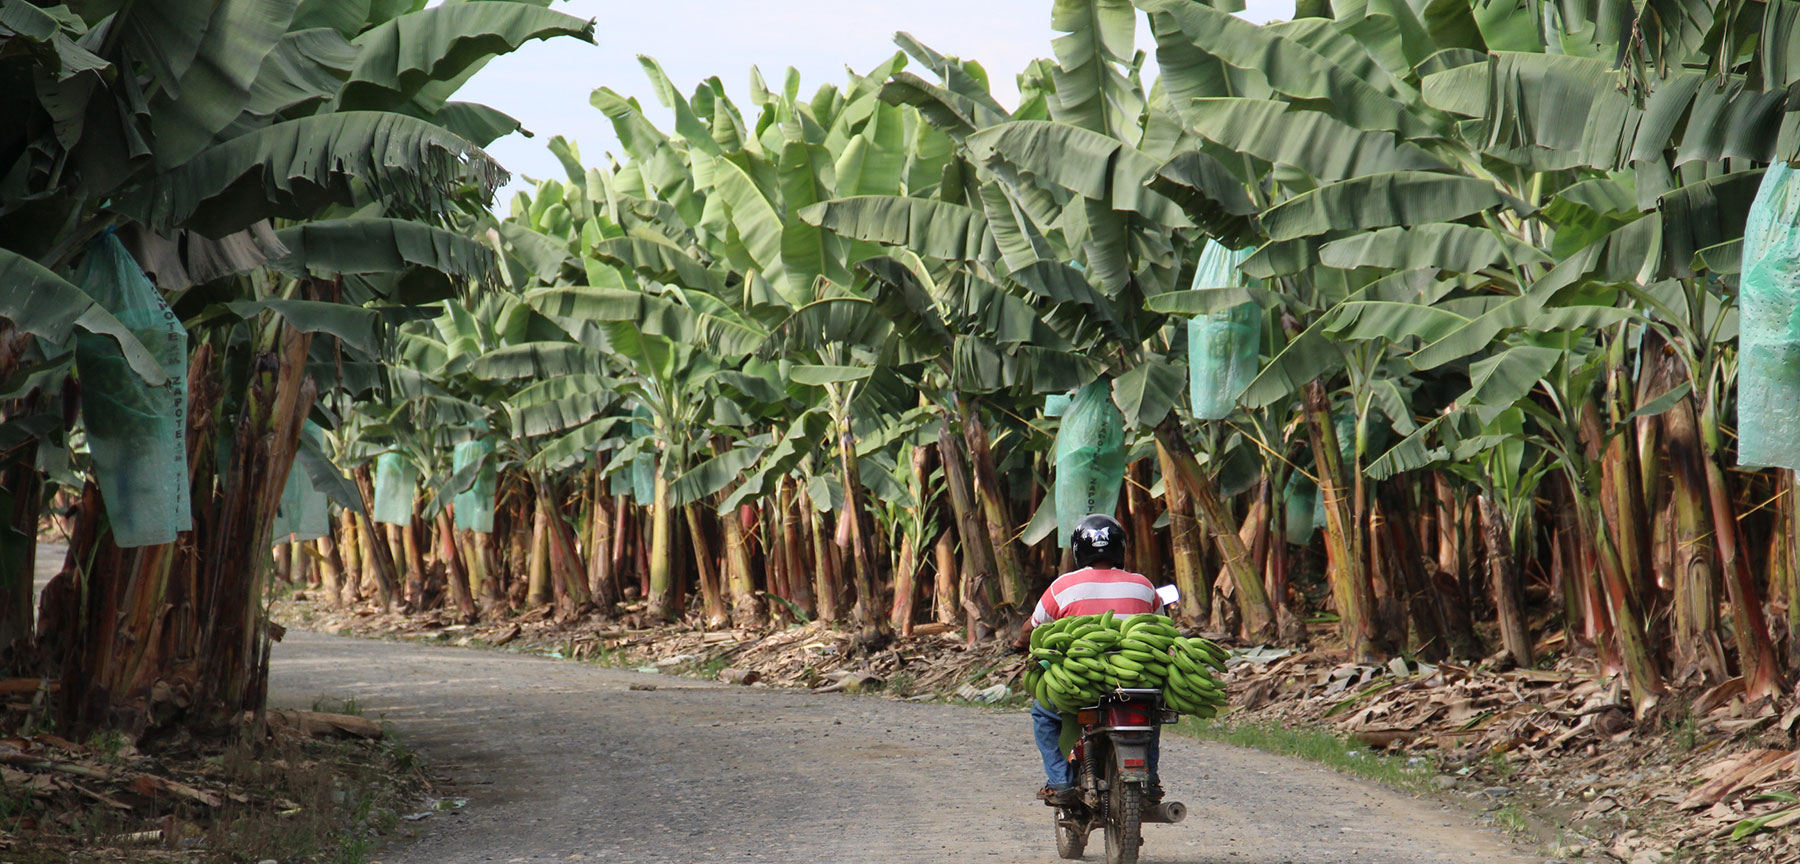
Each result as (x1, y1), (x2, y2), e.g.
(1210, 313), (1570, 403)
(1024, 609), (1230, 718)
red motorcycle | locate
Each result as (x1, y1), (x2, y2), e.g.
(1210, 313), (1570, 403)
(1050, 687), (1187, 864)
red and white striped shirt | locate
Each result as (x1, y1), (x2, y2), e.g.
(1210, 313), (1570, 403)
(1024, 567), (1159, 636)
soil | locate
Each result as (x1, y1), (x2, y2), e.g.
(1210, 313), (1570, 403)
(268, 631), (1539, 864)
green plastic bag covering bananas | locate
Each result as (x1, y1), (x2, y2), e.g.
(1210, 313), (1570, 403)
(453, 436), (497, 532)
(1053, 381), (1126, 549)
(74, 233), (190, 548)
(1739, 163), (1800, 470)
(272, 421), (331, 542)
(1022, 612), (1230, 718)
(1186, 241), (1261, 421)
(372, 450), (418, 526)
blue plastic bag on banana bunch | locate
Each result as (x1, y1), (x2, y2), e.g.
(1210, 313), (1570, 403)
(272, 421), (331, 542)
(1044, 393), (1073, 417)
(372, 450), (418, 525)
(453, 437), (497, 532)
(74, 233), (190, 547)
(1187, 242), (1262, 421)
(1055, 380), (1126, 549)
(1283, 473), (1320, 546)
(1284, 413), (1365, 545)
(629, 405), (656, 503)
(1738, 163), (1800, 470)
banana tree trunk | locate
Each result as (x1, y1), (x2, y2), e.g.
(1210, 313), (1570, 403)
(646, 470), (676, 623)
(313, 535), (342, 608)
(1478, 494), (1533, 668)
(0, 327), (38, 653)
(891, 534), (918, 636)
(1787, 475), (1800, 668)
(400, 520), (427, 611)
(1699, 405), (1783, 702)
(1126, 459), (1159, 580)
(1, 454), (40, 653)
(588, 466), (618, 614)
(799, 482), (839, 622)
(1305, 382), (1376, 661)
(724, 502), (762, 628)
(763, 502), (792, 624)
(336, 508), (362, 604)
(1581, 496), (1665, 715)
(1664, 398), (1727, 680)
(273, 542), (292, 584)
(610, 490), (631, 584)
(61, 324), (313, 736)
(1379, 489), (1449, 662)
(435, 509), (476, 622)
(1433, 474), (1483, 658)
(472, 531), (503, 616)
(959, 400), (1028, 612)
(527, 503), (553, 608)
(684, 502), (727, 628)
(350, 467), (400, 609)
(890, 443), (932, 635)
(933, 529), (959, 625)
(937, 426), (998, 637)
(837, 417), (887, 643)
(1153, 417), (1274, 640)
(557, 520), (590, 611)
(1155, 441), (1208, 625)
(781, 478), (813, 616)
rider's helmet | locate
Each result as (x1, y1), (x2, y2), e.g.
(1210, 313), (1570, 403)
(1071, 513), (1128, 569)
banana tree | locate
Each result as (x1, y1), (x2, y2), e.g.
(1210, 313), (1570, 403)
(0, 0), (592, 735)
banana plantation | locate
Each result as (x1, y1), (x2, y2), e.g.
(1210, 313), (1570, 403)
(8, 0), (1800, 745)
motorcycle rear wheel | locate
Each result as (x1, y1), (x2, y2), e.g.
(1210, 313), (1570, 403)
(1054, 806), (1087, 859)
(1103, 758), (1142, 864)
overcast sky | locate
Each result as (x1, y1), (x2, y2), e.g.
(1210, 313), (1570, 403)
(456, 0), (1296, 207)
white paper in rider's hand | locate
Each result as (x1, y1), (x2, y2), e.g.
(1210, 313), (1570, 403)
(1155, 584), (1180, 607)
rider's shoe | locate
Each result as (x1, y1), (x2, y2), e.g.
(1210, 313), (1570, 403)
(1036, 784), (1079, 805)
(1144, 782), (1165, 805)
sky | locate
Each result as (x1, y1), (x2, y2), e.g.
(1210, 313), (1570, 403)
(455, 0), (1297, 208)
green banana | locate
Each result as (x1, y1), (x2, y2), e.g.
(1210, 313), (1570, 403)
(1109, 654), (1146, 672)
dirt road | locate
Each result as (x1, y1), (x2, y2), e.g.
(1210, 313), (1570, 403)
(269, 632), (1538, 864)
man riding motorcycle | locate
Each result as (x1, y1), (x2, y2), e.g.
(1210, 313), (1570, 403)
(1012, 513), (1162, 806)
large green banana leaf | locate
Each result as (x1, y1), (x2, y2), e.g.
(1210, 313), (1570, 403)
(132, 111), (502, 235)
(1260, 172), (1505, 241)
(149, 0), (296, 167)
(1134, 0), (1437, 137)
(801, 196), (997, 262)
(340, 2), (594, 109)
(1049, 0), (1140, 138)
(1183, 98), (1447, 182)
(272, 217), (495, 280)
(1319, 223), (1551, 272)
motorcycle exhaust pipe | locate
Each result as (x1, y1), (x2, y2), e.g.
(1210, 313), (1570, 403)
(1145, 801), (1186, 824)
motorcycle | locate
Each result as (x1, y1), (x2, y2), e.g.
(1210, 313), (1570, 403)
(1048, 587), (1189, 864)
(1049, 687), (1186, 864)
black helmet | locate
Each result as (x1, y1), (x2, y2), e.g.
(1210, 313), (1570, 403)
(1071, 513), (1127, 569)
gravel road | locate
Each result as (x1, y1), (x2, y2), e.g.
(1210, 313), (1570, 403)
(269, 631), (1538, 864)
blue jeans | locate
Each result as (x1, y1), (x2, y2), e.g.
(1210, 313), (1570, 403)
(1031, 700), (1160, 789)
(1032, 701), (1074, 788)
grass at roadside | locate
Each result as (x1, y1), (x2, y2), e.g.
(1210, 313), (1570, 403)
(1172, 717), (1440, 795)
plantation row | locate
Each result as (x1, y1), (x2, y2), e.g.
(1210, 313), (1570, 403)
(8, 0), (1800, 738)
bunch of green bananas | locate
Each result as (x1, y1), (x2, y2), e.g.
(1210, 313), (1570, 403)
(1021, 610), (1231, 718)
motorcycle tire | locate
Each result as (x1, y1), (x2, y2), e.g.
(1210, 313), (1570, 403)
(1053, 806), (1087, 859)
(1103, 757), (1143, 864)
